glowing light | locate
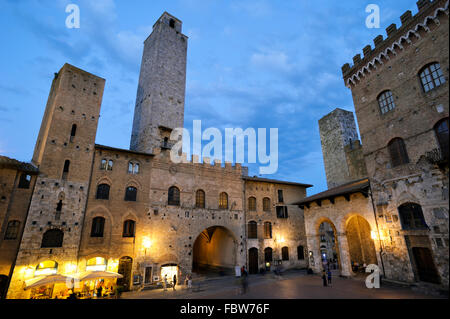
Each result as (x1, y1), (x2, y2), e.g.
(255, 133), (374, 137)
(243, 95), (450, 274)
(279, 237), (285, 243)
(161, 265), (178, 281)
(371, 231), (378, 240)
(142, 237), (152, 249)
(65, 263), (77, 274)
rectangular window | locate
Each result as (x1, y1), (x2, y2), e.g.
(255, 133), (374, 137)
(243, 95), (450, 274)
(277, 190), (284, 203)
(276, 206), (288, 219)
(18, 174), (31, 189)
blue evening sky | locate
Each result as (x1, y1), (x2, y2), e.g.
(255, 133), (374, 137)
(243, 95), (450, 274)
(0, 0), (418, 196)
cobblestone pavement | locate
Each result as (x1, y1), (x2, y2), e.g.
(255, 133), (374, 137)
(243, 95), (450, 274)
(122, 270), (442, 299)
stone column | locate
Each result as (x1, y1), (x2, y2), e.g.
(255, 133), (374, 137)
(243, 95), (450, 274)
(336, 232), (352, 277)
(306, 234), (321, 273)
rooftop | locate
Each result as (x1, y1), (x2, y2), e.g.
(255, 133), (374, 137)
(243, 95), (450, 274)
(95, 144), (154, 157)
(243, 176), (313, 188)
(0, 155), (39, 173)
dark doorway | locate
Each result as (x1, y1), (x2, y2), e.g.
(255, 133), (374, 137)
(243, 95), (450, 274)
(0, 275), (9, 299)
(248, 248), (259, 274)
(144, 267), (152, 284)
(117, 256), (133, 291)
(412, 247), (440, 284)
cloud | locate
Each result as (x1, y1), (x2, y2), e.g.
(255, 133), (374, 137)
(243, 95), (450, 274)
(250, 50), (293, 73)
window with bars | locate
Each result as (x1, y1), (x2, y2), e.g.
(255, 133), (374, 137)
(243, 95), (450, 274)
(398, 203), (428, 230)
(4, 220), (20, 240)
(195, 189), (205, 208)
(276, 206), (288, 219)
(219, 192), (228, 209)
(264, 222), (272, 239)
(168, 186), (180, 206)
(96, 184), (110, 200)
(419, 62), (446, 93)
(18, 174), (31, 189)
(248, 221), (257, 239)
(377, 90), (396, 114)
(123, 220), (136, 237)
(248, 197), (256, 211)
(282, 246), (289, 261)
(434, 118), (449, 159)
(91, 217), (105, 237)
(263, 197), (271, 212)
(41, 229), (64, 248)
(388, 138), (409, 167)
(125, 187), (137, 202)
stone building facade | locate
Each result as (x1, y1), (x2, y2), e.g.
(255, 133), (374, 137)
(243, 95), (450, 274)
(1, 12), (311, 299)
(297, 0), (449, 294)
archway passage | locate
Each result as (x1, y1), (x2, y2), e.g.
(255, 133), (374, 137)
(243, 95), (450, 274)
(192, 226), (236, 276)
(117, 256), (133, 291)
(346, 216), (377, 273)
(318, 221), (339, 271)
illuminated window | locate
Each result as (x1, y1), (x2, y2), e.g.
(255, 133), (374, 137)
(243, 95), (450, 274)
(219, 192), (228, 209)
(248, 197), (256, 211)
(419, 62), (446, 93)
(35, 261), (58, 276)
(41, 229), (64, 248)
(4, 220), (20, 240)
(195, 189), (205, 208)
(168, 186), (180, 206)
(264, 222), (272, 239)
(263, 197), (271, 212)
(377, 90), (396, 114)
(86, 257), (107, 271)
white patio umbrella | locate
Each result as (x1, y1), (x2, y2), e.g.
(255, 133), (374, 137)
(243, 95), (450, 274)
(76, 271), (123, 281)
(24, 274), (75, 290)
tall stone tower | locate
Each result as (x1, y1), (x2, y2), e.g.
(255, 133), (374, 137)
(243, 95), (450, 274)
(319, 108), (367, 189)
(7, 64), (105, 298)
(130, 12), (188, 154)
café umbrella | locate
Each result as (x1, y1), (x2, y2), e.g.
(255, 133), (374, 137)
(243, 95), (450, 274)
(76, 271), (123, 281)
(24, 274), (75, 290)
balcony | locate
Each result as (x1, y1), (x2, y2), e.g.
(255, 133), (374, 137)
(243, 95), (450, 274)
(425, 147), (448, 167)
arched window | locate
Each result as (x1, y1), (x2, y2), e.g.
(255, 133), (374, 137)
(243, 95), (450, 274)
(219, 192), (228, 209)
(62, 160), (70, 180)
(91, 217), (105, 237)
(248, 197), (256, 211)
(101, 159), (107, 170)
(123, 220), (136, 238)
(128, 162), (140, 174)
(434, 118), (449, 159)
(264, 222), (272, 239)
(248, 221), (257, 239)
(282, 246), (289, 261)
(96, 184), (110, 200)
(419, 62), (446, 92)
(377, 90), (396, 114)
(263, 197), (271, 212)
(70, 124), (77, 141)
(18, 173), (31, 189)
(35, 260), (58, 276)
(195, 189), (205, 208)
(388, 138), (409, 167)
(128, 162), (133, 174)
(297, 246), (305, 260)
(41, 229), (64, 248)
(133, 163), (139, 174)
(264, 247), (273, 262)
(168, 186), (180, 206)
(108, 160), (114, 171)
(125, 187), (137, 202)
(4, 220), (20, 240)
(398, 203), (428, 230)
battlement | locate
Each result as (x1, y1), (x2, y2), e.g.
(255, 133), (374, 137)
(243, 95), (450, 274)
(342, 0), (449, 87)
(174, 153), (249, 175)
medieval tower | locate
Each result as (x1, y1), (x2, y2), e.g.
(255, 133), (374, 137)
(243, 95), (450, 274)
(130, 12), (188, 154)
(318, 108), (367, 189)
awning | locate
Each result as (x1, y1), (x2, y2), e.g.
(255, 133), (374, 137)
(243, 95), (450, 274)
(24, 274), (75, 290)
(76, 271), (123, 281)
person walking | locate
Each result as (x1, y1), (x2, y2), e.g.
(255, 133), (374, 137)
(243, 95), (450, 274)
(163, 275), (168, 291)
(187, 274), (192, 291)
(322, 270), (327, 287)
(172, 274), (177, 291)
(327, 269), (332, 286)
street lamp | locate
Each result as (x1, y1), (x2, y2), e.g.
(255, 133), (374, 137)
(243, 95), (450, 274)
(143, 237), (152, 256)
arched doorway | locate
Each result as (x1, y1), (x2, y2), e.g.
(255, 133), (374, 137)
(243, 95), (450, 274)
(248, 248), (259, 274)
(346, 215), (377, 274)
(264, 247), (273, 270)
(192, 226), (236, 276)
(117, 256), (133, 291)
(318, 221), (339, 271)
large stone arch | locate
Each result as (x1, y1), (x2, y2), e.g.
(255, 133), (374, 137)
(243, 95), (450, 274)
(192, 225), (238, 276)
